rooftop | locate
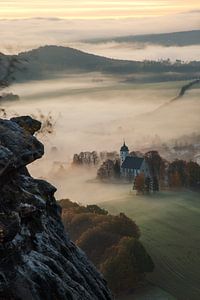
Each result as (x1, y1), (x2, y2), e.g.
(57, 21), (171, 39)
(121, 156), (144, 170)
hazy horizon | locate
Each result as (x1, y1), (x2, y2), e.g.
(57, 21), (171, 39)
(0, 10), (199, 60)
(1, 3), (200, 299)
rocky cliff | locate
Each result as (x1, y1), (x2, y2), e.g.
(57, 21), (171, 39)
(0, 116), (112, 300)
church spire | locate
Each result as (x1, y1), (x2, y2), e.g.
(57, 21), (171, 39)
(120, 140), (129, 152)
(120, 140), (129, 166)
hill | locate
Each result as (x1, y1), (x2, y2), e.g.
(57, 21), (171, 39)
(1, 45), (200, 84)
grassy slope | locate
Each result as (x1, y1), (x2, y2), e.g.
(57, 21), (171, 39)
(100, 191), (200, 300)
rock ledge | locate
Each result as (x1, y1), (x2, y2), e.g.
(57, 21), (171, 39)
(0, 116), (112, 300)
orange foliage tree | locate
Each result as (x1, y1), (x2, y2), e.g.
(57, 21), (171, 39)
(134, 173), (145, 194)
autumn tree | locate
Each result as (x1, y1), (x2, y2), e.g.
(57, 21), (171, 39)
(169, 171), (182, 189)
(60, 199), (154, 296)
(144, 151), (166, 189)
(97, 159), (120, 181)
(134, 173), (145, 194)
(144, 151), (163, 178)
(144, 177), (151, 193)
(97, 159), (115, 179)
(168, 160), (187, 187)
(186, 161), (200, 189)
(152, 176), (159, 192)
(100, 237), (154, 295)
(86, 205), (108, 215)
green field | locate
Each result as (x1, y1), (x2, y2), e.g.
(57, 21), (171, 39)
(100, 190), (200, 300)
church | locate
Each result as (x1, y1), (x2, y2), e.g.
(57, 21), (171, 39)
(120, 142), (150, 180)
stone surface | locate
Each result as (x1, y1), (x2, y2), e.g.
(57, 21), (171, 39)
(11, 116), (41, 135)
(0, 117), (112, 300)
(0, 118), (44, 176)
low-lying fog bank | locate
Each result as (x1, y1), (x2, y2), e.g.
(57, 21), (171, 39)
(1, 74), (200, 199)
(1, 74), (199, 300)
(68, 42), (200, 62)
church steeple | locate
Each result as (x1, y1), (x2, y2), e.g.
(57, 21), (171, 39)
(120, 141), (129, 166)
(120, 141), (129, 152)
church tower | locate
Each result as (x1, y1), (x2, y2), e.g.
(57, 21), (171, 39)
(120, 141), (129, 167)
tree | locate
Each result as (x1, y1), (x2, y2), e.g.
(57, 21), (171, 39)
(186, 161), (200, 189)
(144, 151), (166, 186)
(134, 173), (145, 194)
(145, 177), (151, 193)
(113, 159), (121, 179)
(168, 160), (187, 187)
(60, 199), (154, 296)
(145, 151), (162, 177)
(152, 176), (159, 192)
(97, 159), (115, 180)
(100, 237), (154, 295)
(169, 171), (182, 189)
(86, 205), (108, 215)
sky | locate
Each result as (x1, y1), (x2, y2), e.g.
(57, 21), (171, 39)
(0, 1), (199, 57)
(0, 0), (200, 19)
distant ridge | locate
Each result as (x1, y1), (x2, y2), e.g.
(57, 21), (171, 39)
(1, 45), (200, 84)
(86, 30), (200, 47)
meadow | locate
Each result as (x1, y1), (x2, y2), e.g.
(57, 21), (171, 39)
(101, 190), (200, 300)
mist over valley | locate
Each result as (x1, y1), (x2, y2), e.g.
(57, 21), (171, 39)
(0, 10), (200, 299)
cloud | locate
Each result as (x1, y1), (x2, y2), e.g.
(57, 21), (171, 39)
(0, 12), (199, 55)
(0, 0), (198, 19)
(187, 9), (200, 14)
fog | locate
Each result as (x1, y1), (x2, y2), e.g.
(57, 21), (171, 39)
(70, 42), (200, 62)
(0, 11), (199, 55)
(2, 74), (200, 202)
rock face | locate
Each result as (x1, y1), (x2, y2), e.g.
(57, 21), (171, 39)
(0, 116), (112, 300)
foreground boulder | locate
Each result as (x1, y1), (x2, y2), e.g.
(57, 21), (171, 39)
(0, 116), (112, 300)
